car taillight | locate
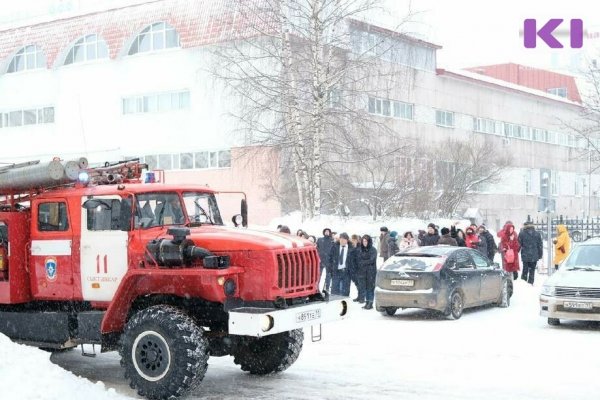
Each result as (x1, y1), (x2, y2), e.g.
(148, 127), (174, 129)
(432, 256), (447, 272)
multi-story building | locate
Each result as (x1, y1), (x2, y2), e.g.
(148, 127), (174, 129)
(0, 0), (595, 228)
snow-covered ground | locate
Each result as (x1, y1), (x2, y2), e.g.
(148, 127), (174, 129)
(32, 276), (598, 400)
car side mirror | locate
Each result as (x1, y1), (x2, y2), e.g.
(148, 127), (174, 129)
(241, 199), (248, 228)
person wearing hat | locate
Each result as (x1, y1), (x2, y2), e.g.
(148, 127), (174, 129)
(327, 232), (352, 296)
(420, 223), (440, 246)
(518, 221), (543, 285)
(356, 234), (378, 309)
(438, 227), (458, 246)
(387, 231), (400, 257)
(379, 227), (390, 261)
(317, 228), (334, 291)
(478, 225), (498, 261)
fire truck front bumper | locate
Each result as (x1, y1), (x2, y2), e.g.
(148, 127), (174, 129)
(228, 296), (349, 337)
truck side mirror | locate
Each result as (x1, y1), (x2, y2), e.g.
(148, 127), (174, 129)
(241, 199), (248, 228)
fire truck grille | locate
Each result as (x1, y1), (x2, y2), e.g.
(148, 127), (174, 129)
(276, 248), (319, 293)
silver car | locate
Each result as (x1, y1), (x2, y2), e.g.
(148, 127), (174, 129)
(540, 239), (600, 325)
(375, 246), (512, 319)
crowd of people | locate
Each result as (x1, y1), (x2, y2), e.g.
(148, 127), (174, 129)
(276, 219), (570, 300)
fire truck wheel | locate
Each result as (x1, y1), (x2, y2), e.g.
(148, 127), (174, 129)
(119, 305), (209, 400)
(233, 329), (303, 375)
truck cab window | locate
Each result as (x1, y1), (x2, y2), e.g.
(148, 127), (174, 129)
(38, 202), (69, 231)
(87, 199), (123, 231)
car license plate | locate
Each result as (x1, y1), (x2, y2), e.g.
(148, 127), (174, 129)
(391, 279), (414, 287)
(563, 301), (593, 310)
(296, 309), (321, 323)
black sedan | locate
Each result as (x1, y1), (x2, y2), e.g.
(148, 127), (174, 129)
(375, 246), (513, 319)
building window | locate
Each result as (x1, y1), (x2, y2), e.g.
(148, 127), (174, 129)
(64, 34), (109, 65)
(122, 91), (190, 114)
(525, 169), (533, 194)
(473, 117), (499, 135)
(435, 110), (454, 128)
(551, 171), (559, 196)
(7, 45), (46, 73)
(368, 97), (413, 120)
(0, 107), (54, 128)
(547, 87), (567, 98)
(142, 150), (232, 171)
(128, 22), (180, 55)
(328, 89), (342, 108)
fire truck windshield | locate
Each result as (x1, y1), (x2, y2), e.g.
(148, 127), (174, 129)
(135, 192), (186, 228)
(182, 192), (223, 226)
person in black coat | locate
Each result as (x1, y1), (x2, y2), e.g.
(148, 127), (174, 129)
(518, 221), (543, 284)
(420, 223), (440, 246)
(317, 228), (334, 291)
(479, 225), (498, 261)
(348, 234), (362, 301)
(450, 225), (467, 247)
(356, 234), (378, 310)
(327, 232), (352, 296)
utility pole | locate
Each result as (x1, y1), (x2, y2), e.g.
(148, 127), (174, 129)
(547, 209), (553, 276)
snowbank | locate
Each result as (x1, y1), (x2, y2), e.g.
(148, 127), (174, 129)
(268, 211), (472, 238)
(0, 334), (127, 400)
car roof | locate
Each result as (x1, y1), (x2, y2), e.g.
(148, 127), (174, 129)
(401, 245), (462, 256)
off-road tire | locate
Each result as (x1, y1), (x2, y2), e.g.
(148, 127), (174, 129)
(119, 305), (209, 400)
(233, 329), (303, 375)
(444, 290), (464, 320)
(383, 307), (398, 316)
(497, 280), (510, 308)
(548, 318), (561, 326)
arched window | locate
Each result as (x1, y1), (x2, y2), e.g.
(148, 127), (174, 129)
(65, 34), (109, 65)
(7, 45), (46, 73)
(128, 22), (179, 55)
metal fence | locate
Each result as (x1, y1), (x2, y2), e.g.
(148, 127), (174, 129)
(527, 215), (600, 243)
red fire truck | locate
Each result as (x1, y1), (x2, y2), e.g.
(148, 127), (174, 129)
(0, 158), (349, 400)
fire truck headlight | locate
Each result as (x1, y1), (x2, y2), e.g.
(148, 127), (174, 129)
(261, 315), (274, 332)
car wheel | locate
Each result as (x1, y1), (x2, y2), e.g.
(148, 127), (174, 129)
(497, 280), (510, 308)
(445, 291), (464, 320)
(383, 307), (398, 316)
(548, 318), (561, 326)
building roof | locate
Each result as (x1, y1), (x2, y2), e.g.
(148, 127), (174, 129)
(0, 0), (265, 68)
(348, 18), (442, 50)
(465, 63), (582, 103)
(437, 68), (583, 108)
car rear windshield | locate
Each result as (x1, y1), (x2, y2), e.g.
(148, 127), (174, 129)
(383, 256), (443, 272)
(563, 245), (600, 270)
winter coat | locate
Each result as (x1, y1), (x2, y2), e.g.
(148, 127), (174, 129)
(518, 225), (543, 263)
(499, 223), (521, 273)
(466, 233), (488, 258)
(438, 234), (458, 246)
(356, 237), (377, 277)
(379, 232), (389, 258)
(399, 238), (418, 251)
(480, 230), (498, 261)
(387, 236), (400, 257)
(450, 226), (467, 247)
(553, 224), (571, 266)
(317, 236), (334, 268)
(420, 233), (440, 247)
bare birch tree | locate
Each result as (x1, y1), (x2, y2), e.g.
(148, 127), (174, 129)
(211, 0), (415, 219)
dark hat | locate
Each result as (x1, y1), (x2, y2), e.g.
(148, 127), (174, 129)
(339, 232), (350, 240)
(390, 231), (398, 238)
(323, 228), (332, 235)
(441, 227), (450, 235)
(427, 223), (436, 229)
(380, 226), (389, 232)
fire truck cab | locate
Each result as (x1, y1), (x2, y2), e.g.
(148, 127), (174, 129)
(0, 158), (348, 400)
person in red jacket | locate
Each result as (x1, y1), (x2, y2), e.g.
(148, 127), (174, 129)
(499, 222), (520, 280)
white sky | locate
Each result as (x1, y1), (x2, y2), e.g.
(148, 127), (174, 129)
(1, 0), (599, 72)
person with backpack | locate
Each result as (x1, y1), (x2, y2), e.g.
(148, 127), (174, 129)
(499, 222), (521, 280)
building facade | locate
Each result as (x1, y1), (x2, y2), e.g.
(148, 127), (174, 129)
(0, 0), (596, 229)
